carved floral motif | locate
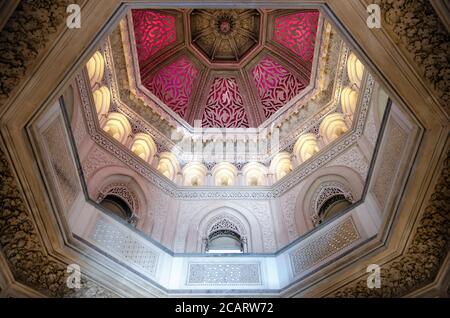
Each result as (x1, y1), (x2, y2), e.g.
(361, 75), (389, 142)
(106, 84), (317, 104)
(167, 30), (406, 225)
(273, 10), (320, 62)
(0, 0), (72, 104)
(143, 55), (199, 118)
(132, 9), (177, 66)
(375, 0), (449, 113)
(201, 77), (250, 128)
(252, 56), (307, 118)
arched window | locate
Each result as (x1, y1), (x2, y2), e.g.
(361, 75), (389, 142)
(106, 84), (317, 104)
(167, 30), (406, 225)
(93, 86), (111, 118)
(311, 182), (354, 226)
(340, 86), (358, 118)
(182, 161), (207, 186)
(100, 194), (134, 222)
(130, 133), (157, 163)
(157, 152), (180, 181)
(318, 194), (352, 222)
(102, 112), (132, 144)
(242, 162), (268, 186)
(205, 229), (245, 253)
(346, 52), (364, 88)
(203, 216), (247, 253)
(86, 51), (105, 86)
(97, 182), (140, 226)
(293, 133), (320, 164)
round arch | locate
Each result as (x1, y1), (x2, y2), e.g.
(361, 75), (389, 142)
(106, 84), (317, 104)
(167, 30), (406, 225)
(87, 165), (150, 231)
(294, 165), (364, 235)
(184, 203), (265, 253)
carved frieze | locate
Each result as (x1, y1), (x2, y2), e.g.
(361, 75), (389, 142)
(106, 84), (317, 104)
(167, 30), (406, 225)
(187, 263), (262, 286)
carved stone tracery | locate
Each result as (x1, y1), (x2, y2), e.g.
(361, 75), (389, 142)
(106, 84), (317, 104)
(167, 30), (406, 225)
(0, 0), (73, 104)
(98, 182), (141, 225)
(98, 182), (140, 215)
(310, 181), (354, 225)
(203, 213), (248, 252)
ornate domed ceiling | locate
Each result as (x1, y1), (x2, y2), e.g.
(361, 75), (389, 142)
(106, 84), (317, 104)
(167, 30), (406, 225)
(190, 9), (261, 62)
(129, 9), (321, 128)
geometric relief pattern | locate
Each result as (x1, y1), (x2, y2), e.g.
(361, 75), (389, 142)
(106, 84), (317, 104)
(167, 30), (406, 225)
(143, 55), (199, 118)
(273, 11), (320, 62)
(187, 263), (261, 285)
(147, 189), (169, 241)
(244, 202), (277, 252)
(289, 217), (360, 276)
(326, 146), (370, 179)
(202, 77), (250, 128)
(90, 218), (159, 276)
(281, 192), (298, 242)
(371, 118), (407, 209)
(364, 107), (378, 147)
(73, 107), (88, 146)
(82, 147), (121, 179)
(132, 9), (176, 66)
(43, 117), (79, 210)
(252, 56), (307, 118)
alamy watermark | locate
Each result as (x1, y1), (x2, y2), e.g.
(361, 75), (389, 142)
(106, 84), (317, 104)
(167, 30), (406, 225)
(367, 4), (381, 29)
(66, 263), (81, 289)
(66, 4), (81, 29)
(366, 264), (381, 289)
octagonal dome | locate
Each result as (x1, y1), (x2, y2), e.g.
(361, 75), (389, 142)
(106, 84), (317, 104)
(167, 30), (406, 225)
(189, 9), (261, 62)
(129, 9), (321, 128)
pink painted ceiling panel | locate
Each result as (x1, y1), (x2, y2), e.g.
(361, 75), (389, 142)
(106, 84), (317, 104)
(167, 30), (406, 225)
(132, 9), (177, 66)
(143, 55), (199, 118)
(252, 56), (307, 118)
(202, 77), (250, 128)
(273, 11), (320, 62)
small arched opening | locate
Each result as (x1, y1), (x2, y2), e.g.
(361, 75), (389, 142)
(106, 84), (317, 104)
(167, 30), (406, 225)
(99, 194), (137, 224)
(205, 229), (245, 253)
(317, 193), (352, 224)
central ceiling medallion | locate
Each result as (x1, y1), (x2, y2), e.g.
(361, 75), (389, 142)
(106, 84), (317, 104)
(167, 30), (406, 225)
(190, 9), (261, 62)
(216, 13), (235, 35)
